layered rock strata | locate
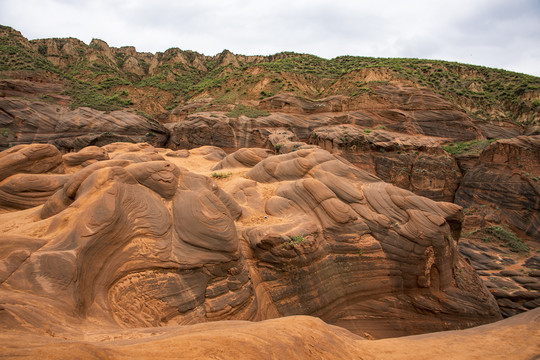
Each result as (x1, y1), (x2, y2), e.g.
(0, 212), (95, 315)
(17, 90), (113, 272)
(0, 143), (501, 339)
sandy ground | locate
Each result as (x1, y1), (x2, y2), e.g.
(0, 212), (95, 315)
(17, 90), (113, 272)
(0, 308), (538, 360)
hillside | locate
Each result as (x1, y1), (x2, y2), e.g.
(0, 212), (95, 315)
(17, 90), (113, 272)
(1, 25), (538, 127)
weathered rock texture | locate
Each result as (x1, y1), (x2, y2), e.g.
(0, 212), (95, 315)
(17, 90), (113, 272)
(0, 97), (169, 150)
(0, 143), (501, 341)
(258, 85), (484, 142)
(1, 308), (539, 360)
(455, 136), (540, 239)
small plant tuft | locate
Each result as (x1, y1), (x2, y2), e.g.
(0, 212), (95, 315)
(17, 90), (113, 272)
(282, 235), (305, 247)
(211, 171), (233, 179)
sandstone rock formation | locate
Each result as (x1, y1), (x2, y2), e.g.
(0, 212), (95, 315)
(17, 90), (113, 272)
(0, 298), (538, 359)
(1, 71), (538, 323)
(2, 25), (540, 358)
(0, 143), (501, 342)
(0, 96), (169, 150)
(449, 136), (540, 317)
(456, 136), (540, 238)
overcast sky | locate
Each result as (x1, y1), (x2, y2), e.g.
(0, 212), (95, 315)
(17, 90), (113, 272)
(1, 0), (539, 76)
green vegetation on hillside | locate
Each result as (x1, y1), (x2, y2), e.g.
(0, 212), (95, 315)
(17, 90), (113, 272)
(442, 139), (496, 156)
(255, 55), (539, 116)
(0, 25), (59, 73)
(465, 225), (529, 253)
(225, 104), (269, 119)
(65, 79), (134, 111)
(282, 235), (306, 247)
(211, 171), (233, 179)
(0, 25), (538, 125)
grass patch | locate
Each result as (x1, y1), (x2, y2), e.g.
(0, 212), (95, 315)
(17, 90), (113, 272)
(64, 79), (134, 111)
(0, 127), (14, 137)
(442, 139), (496, 156)
(225, 104), (270, 119)
(466, 225), (529, 253)
(211, 171), (233, 179)
(98, 76), (131, 89)
(282, 235), (305, 247)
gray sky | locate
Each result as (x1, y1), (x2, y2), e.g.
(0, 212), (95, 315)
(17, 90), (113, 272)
(1, 0), (539, 76)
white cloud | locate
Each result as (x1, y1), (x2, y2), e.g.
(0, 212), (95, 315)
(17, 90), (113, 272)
(0, 0), (539, 76)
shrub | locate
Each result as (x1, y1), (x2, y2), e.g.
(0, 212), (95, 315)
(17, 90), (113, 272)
(64, 79), (134, 111)
(442, 139), (496, 156)
(484, 225), (529, 253)
(282, 235), (305, 247)
(466, 225), (529, 253)
(211, 172), (233, 179)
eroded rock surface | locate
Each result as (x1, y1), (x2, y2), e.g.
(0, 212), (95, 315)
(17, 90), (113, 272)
(455, 136), (540, 239)
(0, 98), (169, 150)
(0, 144), (501, 340)
(1, 308), (539, 360)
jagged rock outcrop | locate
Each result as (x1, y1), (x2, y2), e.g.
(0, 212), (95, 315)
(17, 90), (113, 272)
(0, 144), (501, 340)
(310, 126), (461, 202)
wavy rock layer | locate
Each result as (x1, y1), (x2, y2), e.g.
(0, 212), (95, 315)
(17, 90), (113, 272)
(0, 98), (169, 150)
(0, 143), (501, 340)
(455, 135), (540, 239)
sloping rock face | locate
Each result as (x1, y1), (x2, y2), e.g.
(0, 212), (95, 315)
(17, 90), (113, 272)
(310, 126), (460, 202)
(459, 237), (540, 317)
(166, 86), (483, 152)
(0, 143), (501, 339)
(0, 97), (169, 150)
(455, 136), (540, 239)
(259, 94), (353, 113)
(450, 136), (540, 317)
(0, 79), (69, 105)
(0, 144), (67, 211)
(257, 84), (484, 141)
